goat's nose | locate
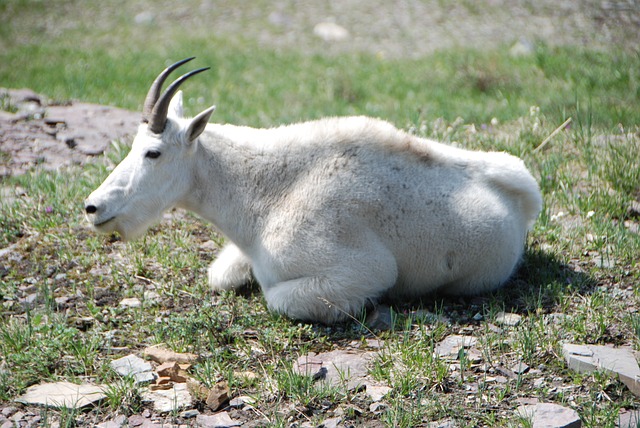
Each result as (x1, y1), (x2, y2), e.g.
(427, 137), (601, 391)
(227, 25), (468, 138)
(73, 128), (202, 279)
(85, 204), (98, 214)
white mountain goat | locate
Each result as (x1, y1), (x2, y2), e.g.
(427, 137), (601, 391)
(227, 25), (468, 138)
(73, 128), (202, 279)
(85, 58), (542, 324)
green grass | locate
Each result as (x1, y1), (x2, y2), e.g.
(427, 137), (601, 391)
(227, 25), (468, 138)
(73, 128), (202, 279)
(1, 1), (640, 427)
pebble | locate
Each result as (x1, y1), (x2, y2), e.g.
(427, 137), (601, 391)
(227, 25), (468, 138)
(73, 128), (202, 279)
(195, 412), (241, 428)
(533, 377), (546, 388)
(320, 417), (342, 428)
(229, 395), (255, 408)
(179, 409), (200, 419)
(119, 297), (142, 308)
(128, 415), (145, 426)
(0, 408), (16, 418)
(110, 354), (155, 384)
(434, 335), (477, 357)
(96, 414), (127, 428)
(516, 402), (581, 428)
(313, 21), (350, 42)
(512, 361), (530, 375)
(494, 311), (522, 327)
(366, 385), (392, 402)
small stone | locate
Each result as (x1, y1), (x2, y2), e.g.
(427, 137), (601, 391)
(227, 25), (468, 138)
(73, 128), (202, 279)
(142, 382), (192, 413)
(516, 403), (581, 428)
(1, 408), (16, 418)
(110, 354), (155, 384)
(472, 312), (483, 321)
(509, 38), (535, 57)
(156, 361), (180, 378)
(143, 345), (199, 364)
(434, 335), (477, 358)
(365, 385), (392, 402)
(313, 21), (350, 42)
(119, 297), (142, 308)
(229, 395), (255, 408)
(495, 312), (522, 327)
(465, 348), (483, 364)
(22, 293), (37, 308)
(199, 240), (218, 251)
(512, 361), (530, 375)
(369, 402), (388, 414)
(205, 381), (230, 411)
(294, 349), (374, 390)
(54, 296), (70, 306)
(320, 417), (341, 428)
(143, 290), (161, 304)
(365, 305), (393, 331)
(428, 419), (458, 428)
(96, 414), (127, 428)
(533, 377), (546, 388)
(128, 415), (145, 426)
(179, 409), (200, 419)
(494, 375), (509, 384)
(134, 11), (154, 25)
(516, 397), (540, 406)
(195, 412), (241, 427)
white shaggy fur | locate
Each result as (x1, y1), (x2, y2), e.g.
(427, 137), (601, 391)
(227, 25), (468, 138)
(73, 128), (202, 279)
(86, 91), (542, 323)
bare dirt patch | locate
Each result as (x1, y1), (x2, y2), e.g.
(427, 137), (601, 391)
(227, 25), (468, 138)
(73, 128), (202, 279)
(0, 88), (138, 177)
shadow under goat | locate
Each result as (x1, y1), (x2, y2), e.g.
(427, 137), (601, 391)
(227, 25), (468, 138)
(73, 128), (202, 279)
(84, 57), (543, 324)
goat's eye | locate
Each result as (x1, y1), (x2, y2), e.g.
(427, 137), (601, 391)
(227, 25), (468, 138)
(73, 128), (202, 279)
(145, 150), (161, 159)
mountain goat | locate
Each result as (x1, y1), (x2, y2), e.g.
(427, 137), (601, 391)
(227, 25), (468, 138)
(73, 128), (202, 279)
(85, 58), (542, 323)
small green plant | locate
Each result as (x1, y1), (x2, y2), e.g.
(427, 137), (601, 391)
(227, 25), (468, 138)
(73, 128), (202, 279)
(102, 375), (143, 415)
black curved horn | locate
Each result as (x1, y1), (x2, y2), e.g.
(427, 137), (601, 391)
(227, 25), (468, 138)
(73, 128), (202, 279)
(147, 67), (210, 134)
(141, 57), (195, 125)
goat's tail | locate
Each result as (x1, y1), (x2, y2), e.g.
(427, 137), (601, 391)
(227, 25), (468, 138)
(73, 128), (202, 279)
(485, 153), (543, 230)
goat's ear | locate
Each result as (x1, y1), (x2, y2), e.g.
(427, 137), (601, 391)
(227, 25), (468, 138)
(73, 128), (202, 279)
(186, 105), (216, 142)
(168, 90), (184, 119)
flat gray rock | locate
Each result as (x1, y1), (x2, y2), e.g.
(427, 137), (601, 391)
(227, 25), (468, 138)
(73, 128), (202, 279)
(516, 403), (581, 428)
(618, 409), (640, 427)
(495, 311), (522, 327)
(110, 354), (155, 384)
(195, 412), (241, 427)
(15, 381), (106, 409)
(434, 335), (477, 358)
(96, 414), (127, 428)
(294, 349), (375, 390)
(563, 344), (640, 396)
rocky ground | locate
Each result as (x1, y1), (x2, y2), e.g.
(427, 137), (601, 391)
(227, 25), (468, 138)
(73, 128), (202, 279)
(0, 88), (138, 178)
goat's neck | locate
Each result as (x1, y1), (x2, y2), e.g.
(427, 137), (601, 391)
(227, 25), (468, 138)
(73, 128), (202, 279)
(178, 125), (288, 247)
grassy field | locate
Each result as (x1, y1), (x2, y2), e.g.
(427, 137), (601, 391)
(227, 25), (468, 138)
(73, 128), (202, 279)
(1, 1), (640, 427)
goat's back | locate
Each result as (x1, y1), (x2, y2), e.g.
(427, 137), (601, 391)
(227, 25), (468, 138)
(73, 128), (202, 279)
(217, 117), (541, 296)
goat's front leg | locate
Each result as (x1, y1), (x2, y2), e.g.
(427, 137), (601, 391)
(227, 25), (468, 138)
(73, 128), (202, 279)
(262, 248), (398, 324)
(208, 243), (252, 291)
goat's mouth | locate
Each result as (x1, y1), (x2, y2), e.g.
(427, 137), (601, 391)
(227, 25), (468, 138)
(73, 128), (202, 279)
(93, 216), (116, 228)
